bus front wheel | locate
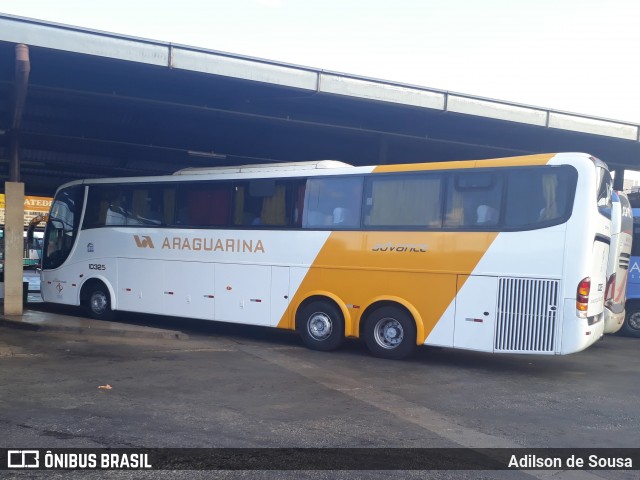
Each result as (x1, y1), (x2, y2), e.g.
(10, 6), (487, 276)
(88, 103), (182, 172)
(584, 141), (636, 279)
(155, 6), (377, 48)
(83, 282), (115, 321)
(621, 308), (640, 338)
(297, 300), (344, 352)
(364, 306), (416, 360)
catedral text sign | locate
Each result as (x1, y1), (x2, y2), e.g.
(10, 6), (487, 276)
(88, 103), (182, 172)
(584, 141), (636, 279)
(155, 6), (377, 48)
(0, 194), (52, 228)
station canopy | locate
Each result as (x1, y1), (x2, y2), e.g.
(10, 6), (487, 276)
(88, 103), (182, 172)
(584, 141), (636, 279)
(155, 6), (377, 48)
(1, 13), (639, 196)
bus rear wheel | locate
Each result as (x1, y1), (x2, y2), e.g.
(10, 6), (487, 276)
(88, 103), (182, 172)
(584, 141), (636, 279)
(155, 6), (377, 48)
(364, 306), (416, 360)
(297, 300), (344, 352)
(83, 282), (115, 321)
(621, 308), (640, 338)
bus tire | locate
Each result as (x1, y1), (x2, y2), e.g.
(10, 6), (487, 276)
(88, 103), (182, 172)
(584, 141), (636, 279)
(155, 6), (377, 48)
(621, 308), (640, 338)
(364, 306), (416, 360)
(83, 282), (115, 321)
(297, 300), (344, 352)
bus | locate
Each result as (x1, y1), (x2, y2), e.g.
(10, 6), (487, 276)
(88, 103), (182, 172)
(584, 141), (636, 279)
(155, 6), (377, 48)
(0, 221), (44, 295)
(0, 193), (52, 275)
(40, 152), (612, 359)
(0, 226), (43, 273)
(603, 192), (632, 334)
(623, 208), (640, 337)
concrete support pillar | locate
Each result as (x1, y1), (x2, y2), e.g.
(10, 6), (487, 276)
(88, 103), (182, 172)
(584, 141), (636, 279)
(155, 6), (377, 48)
(3, 182), (25, 315)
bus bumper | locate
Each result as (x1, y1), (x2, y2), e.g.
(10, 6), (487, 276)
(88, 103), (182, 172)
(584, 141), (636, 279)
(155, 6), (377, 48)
(603, 307), (625, 334)
(560, 300), (604, 354)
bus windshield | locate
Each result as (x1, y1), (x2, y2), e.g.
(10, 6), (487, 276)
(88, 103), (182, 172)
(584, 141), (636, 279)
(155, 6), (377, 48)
(43, 185), (84, 270)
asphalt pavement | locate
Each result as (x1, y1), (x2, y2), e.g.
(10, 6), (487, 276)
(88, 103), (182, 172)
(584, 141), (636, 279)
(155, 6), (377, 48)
(1, 304), (639, 479)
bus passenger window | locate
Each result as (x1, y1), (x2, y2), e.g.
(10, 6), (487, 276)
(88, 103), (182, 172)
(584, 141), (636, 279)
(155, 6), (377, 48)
(128, 187), (163, 226)
(364, 174), (442, 228)
(444, 172), (503, 228)
(83, 186), (127, 228)
(303, 177), (363, 229)
(260, 184), (287, 226)
(176, 184), (232, 227)
(233, 180), (289, 227)
(162, 187), (176, 225)
(596, 168), (613, 218)
(504, 167), (576, 228)
(233, 185), (262, 226)
(106, 199), (127, 225)
(293, 183), (306, 227)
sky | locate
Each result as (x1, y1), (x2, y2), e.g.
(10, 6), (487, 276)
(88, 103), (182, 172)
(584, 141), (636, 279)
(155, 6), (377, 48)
(1, 0), (639, 125)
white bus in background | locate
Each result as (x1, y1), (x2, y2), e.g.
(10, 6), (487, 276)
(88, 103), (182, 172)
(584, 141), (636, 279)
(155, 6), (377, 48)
(603, 191), (633, 334)
(40, 152), (611, 359)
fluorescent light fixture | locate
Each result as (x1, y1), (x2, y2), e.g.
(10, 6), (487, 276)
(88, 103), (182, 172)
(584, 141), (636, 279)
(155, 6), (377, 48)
(187, 150), (227, 159)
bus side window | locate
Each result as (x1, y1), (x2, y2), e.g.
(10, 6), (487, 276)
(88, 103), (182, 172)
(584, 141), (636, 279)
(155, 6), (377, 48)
(81, 188), (103, 229)
(260, 183), (288, 226)
(303, 176), (332, 227)
(128, 186), (164, 225)
(292, 182), (306, 227)
(232, 180), (291, 227)
(175, 183), (232, 227)
(504, 170), (543, 227)
(105, 190), (129, 226)
(504, 168), (575, 228)
(596, 167), (613, 218)
(303, 177), (363, 229)
(83, 186), (128, 228)
(162, 187), (177, 226)
(364, 174), (443, 228)
(444, 172), (503, 228)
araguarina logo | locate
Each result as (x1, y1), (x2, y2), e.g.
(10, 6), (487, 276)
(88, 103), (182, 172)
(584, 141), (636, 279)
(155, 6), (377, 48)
(133, 235), (155, 249)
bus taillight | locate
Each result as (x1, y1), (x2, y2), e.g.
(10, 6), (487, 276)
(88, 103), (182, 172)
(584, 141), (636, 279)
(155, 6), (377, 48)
(576, 277), (590, 318)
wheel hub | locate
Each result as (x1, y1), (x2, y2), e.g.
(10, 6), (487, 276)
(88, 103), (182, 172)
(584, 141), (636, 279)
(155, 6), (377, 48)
(91, 292), (107, 314)
(375, 318), (404, 349)
(308, 313), (332, 340)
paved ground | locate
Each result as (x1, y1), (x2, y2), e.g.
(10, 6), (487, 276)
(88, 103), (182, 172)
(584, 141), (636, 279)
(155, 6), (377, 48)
(1, 304), (639, 479)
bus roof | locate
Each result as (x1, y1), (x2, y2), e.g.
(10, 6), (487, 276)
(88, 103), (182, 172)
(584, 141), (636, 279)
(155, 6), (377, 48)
(173, 160), (353, 175)
(52, 152), (601, 193)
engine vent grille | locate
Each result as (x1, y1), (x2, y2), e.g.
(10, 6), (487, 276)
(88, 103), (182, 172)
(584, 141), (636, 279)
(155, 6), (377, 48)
(495, 278), (559, 353)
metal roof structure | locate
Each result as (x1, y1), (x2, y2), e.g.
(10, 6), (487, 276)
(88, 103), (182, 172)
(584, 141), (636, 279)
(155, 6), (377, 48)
(1, 13), (639, 196)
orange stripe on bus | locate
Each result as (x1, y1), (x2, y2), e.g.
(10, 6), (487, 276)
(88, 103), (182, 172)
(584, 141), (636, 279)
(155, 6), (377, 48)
(372, 153), (555, 173)
(278, 231), (499, 344)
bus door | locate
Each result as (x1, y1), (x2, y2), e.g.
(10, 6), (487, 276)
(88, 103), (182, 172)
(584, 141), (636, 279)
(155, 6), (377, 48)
(453, 275), (498, 352)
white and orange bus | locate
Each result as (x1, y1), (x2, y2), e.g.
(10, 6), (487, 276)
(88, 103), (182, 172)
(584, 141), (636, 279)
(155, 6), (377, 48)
(41, 152), (611, 359)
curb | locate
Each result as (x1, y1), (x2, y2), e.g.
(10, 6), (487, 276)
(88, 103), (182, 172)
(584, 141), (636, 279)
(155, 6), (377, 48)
(0, 315), (189, 340)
